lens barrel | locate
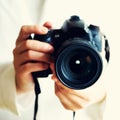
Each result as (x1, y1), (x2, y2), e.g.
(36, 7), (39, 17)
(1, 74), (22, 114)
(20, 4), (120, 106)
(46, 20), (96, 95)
(55, 39), (103, 89)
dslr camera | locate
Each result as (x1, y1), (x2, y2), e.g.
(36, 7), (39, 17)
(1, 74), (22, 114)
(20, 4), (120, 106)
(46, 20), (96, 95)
(30, 15), (110, 89)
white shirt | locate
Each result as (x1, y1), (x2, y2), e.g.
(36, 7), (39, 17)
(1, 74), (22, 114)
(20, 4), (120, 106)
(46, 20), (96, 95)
(0, 0), (115, 120)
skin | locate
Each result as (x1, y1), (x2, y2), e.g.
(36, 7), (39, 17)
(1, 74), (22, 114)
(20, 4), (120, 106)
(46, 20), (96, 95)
(13, 22), (54, 93)
(13, 22), (105, 111)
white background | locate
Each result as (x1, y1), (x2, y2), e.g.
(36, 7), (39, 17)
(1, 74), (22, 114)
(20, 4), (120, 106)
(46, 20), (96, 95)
(0, 0), (120, 119)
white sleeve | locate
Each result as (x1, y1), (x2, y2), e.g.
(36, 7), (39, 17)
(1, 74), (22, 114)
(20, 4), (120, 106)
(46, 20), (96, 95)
(74, 95), (106, 120)
(0, 63), (19, 115)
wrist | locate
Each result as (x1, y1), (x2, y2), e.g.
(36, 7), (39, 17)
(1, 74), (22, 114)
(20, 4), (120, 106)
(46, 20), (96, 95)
(15, 76), (34, 94)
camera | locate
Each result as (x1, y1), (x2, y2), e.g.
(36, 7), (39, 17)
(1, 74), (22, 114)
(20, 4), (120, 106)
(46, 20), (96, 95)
(30, 15), (110, 90)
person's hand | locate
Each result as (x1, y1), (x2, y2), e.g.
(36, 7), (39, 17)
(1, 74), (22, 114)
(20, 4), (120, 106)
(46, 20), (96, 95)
(13, 22), (54, 94)
(50, 63), (106, 111)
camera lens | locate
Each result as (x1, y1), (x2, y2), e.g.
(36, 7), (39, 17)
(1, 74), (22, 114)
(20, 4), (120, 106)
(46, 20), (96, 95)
(55, 40), (103, 89)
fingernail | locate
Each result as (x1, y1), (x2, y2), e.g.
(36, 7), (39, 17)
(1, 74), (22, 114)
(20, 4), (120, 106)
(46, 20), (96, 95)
(40, 27), (48, 34)
(48, 45), (54, 53)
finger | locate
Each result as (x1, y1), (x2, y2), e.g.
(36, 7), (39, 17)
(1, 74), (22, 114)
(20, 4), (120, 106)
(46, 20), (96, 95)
(55, 84), (82, 110)
(54, 80), (90, 101)
(55, 84), (89, 110)
(16, 25), (48, 45)
(15, 62), (49, 74)
(43, 21), (53, 29)
(15, 50), (53, 66)
(14, 40), (54, 55)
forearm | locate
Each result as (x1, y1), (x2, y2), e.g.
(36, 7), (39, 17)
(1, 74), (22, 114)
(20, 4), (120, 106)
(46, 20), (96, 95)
(0, 63), (18, 115)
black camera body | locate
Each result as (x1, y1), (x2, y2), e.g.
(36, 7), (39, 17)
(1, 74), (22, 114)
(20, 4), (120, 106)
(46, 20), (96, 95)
(31, 15), (109, 89)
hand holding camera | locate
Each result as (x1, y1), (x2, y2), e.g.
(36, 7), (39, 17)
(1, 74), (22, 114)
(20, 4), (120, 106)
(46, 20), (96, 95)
(13, 22), (54, 93)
